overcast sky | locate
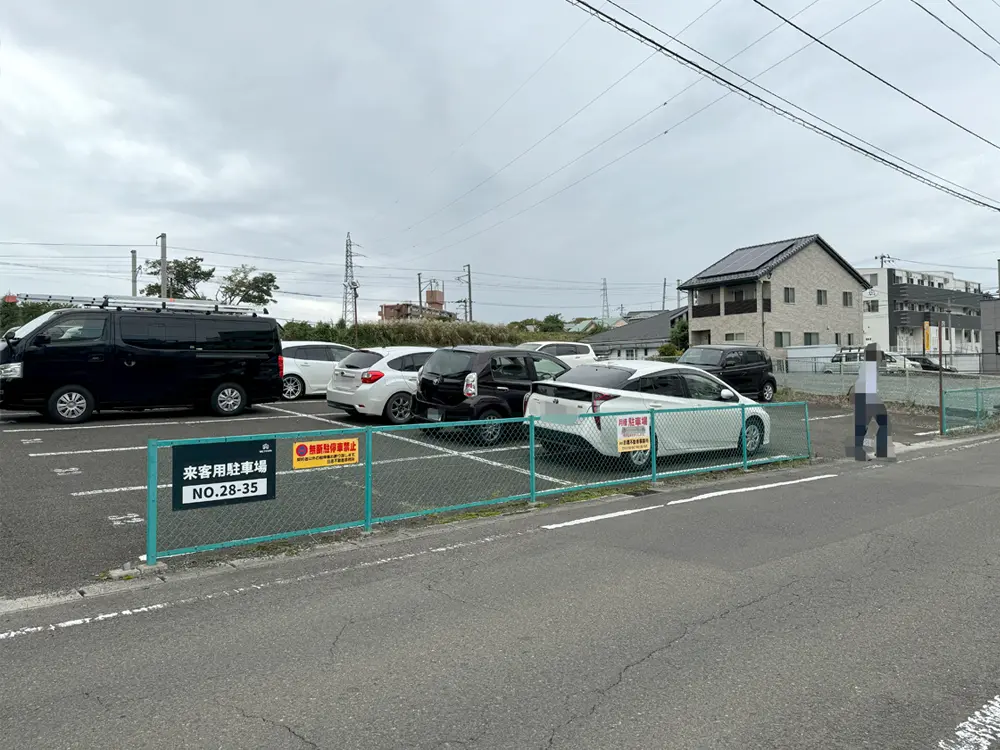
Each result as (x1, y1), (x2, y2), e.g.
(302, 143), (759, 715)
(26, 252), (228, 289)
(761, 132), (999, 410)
(2, 0), (999, 324)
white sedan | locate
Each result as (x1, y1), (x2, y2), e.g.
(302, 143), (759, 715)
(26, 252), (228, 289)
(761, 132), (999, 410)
(280, 341), (355, 400)
(327, 346), (436, 423)
(524, 360), (771, 470)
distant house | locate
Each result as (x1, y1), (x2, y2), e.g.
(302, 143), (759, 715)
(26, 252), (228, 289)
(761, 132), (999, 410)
(623, 308), (673, 324)
(582, 306), (688, 358)
(568, 316), (626, 335)
(678, 234), (869, 358)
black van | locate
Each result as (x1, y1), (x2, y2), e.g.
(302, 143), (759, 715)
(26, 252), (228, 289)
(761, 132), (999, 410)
(0, 297), (282, 423)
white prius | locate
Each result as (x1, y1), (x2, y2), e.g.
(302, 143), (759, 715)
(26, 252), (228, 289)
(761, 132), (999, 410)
(524, 360), (771, 470)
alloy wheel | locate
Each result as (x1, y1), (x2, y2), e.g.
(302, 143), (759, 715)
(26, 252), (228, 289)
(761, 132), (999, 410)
(56, 391), (87, 420)
(282, 376), (302, 400)
(388, 394), (412, 423)
(218, 388), (243, 413)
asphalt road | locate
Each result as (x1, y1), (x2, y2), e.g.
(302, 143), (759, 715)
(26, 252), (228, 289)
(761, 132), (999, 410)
(0, 398), (947, 598)
(1, 435), (997, 748)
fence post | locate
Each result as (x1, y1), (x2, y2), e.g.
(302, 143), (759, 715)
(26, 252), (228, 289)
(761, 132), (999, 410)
(649, 409), (657, 481)
(941, 390), (948, 435)
(146, 439), (159, 566)
(804, 402), (813, 458)
(528, 416), (537, 503)
(740, 403), (748, 470)
(976, 388), (983, 428)
(364, 428), (373, 531)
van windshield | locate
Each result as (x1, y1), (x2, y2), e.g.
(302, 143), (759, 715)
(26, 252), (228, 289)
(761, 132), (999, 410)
(8, 310), (63, 340)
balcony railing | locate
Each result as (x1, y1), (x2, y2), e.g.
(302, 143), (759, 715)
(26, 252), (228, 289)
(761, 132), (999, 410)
(692, 303), (720, 318)
(724, 299), (758, 315)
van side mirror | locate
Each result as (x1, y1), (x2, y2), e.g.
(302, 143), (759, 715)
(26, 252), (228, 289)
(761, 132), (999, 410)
(2, 328), (16, 342)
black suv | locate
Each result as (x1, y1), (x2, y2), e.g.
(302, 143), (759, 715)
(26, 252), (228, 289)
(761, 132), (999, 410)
(677, 344), (777, 402)
(1, 302), (282, 423)
(413, 346), (570, 443)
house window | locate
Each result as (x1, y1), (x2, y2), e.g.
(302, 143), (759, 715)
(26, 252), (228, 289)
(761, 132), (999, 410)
(733, 289), (745, 302)
(816, 289), (828, 306)
(843, 292), (854, 307)
(804, 332), (820, 345)
(847, 333), (856, 346)
(625, 349), (636, 358)
(864, 300), (879, 313)
(724, 332), (746, 341)
(774, 331), (791, 348)
(834, 333), (842, 346)
(783, 287), (795, 304)
(944, 329), (950, 342)
(868, 274), (878, 286)
(974, 330), (980, 343)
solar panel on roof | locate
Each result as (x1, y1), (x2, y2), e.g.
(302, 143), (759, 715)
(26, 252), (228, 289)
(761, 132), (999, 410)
(697, 240), (798, 279)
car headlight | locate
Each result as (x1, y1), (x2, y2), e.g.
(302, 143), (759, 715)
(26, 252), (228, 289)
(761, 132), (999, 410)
(0, 362), (23, 379)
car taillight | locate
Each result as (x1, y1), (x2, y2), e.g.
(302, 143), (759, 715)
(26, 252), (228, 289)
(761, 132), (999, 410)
(463, 372), (478, 398)
(591, 392), (618, 429)
(278, 355), (284, 378)
(361, 370), (384, 384)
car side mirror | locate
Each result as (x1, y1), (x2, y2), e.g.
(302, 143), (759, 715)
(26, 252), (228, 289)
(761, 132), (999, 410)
(720, 388), (736, 401)
(2, 328), (16, 342)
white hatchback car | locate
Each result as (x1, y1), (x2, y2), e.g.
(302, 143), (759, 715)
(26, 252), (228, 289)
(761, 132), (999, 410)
(326, 346), (436, 423)
(524, 360), (771, 470)
(515, 341), (597, 367)
(280, 341), (355, 400)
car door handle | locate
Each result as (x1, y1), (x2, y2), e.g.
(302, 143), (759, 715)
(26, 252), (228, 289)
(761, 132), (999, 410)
(123, 360), (135, 367)
(497, 386), (509, 392)
(89, 354), (105, 363)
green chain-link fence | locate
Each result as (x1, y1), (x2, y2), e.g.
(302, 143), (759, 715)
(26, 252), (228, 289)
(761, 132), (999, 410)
(942, 386), (1000, 434)
(146, 402), (811, 563)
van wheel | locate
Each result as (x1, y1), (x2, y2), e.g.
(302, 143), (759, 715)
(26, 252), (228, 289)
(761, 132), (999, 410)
(740, 417), (765, 458)
(383, 392), (414, 425)
(211, 383), (247, 417)
(48, 385), (95, 424)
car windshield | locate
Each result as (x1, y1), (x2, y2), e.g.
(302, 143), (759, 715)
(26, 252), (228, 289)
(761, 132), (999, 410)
(678, 348), (723, 366)
(515, 343), (544, 351)
(338, 350), (382, 370)
(555, 364), (635, 389)
(423, 349), (476, 377)
(7, 309), (63, 340)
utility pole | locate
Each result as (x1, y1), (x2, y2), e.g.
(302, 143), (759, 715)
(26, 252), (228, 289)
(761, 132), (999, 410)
(996, 259), (999, 295)
(938, 320), (945, 435)
(661, 278), (667, 310)
(464, 264), (473, 322)
(947, 296), (953, 367)
(343, 233), (356, 325)
(417, 273), (423, 320)
(876, 253), (893, 268)
(156, 233), (167, 298)
(676, 278), (681, 309)
(600, 278), (610, 320)
(130, 249), (138, 296)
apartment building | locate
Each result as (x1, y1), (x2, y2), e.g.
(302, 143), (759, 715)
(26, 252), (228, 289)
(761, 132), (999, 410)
(678, 234), (868, 358)
(856, 265), (984, 355)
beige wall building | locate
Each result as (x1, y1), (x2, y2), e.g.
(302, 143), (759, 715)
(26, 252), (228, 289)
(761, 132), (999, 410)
(678, 235), (869, 359)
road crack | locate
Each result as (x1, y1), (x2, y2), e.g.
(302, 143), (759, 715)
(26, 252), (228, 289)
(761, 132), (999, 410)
(219, 700), (322, 749)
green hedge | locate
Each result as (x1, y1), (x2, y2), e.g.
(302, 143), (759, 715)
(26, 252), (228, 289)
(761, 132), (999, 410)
(280, 320), (584, 348)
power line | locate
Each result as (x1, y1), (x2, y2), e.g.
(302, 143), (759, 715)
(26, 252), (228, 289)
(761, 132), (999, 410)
(564, 0), (1000, 211)
(746, 0), (1000, 151)
(401, 0), (830, 260)
(907, 0), (1000, 68)
(369, 3), (602, 237)
(391, 0), (726, 244)
(945, 0), (1000, 47)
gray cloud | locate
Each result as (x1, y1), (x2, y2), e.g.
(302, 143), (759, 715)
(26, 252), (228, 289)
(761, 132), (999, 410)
(2, 0), (999, 323)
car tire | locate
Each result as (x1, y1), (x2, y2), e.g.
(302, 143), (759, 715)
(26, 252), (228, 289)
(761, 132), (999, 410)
(47, 385), (95, 424)
(210, 383), (247, 417)
(759, 380), (776, 402)
(383, 392), (414, 425)
(620, 447), (652, 472)
(281, 374), (305, 401)
(740, 416), (765, 458)
(471, 409), (504, 446)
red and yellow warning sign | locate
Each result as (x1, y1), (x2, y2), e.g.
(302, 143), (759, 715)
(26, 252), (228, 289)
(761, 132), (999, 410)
(292, 438), (359, 469)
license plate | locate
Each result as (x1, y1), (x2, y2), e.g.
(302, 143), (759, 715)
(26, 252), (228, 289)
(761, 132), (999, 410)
(427, 408), (443, 422)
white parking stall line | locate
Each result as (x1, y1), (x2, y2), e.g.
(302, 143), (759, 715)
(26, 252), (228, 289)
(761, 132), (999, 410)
(107, 513), (144, 527)
(260, 404), (573, 486)
(31, 446), (146, 457)
(3, 413), (302, 434)
(938, 695), (1000, 750)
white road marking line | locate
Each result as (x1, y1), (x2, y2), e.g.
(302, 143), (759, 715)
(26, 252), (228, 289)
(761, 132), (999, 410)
(20, 438), (42, 444)
(803, 413), (850, 421)
(107, 513), (144, 527)
(31, 446), (145, 457)
(666, 474), (838, 506)
(914, 430), (941, 436)
(261, 404), (572, 486)
(0, 529), (537, 641)
(68, 446), (527, 496)
(2, 413), (300, 434)
(52, 467), (80, 476)
(542, 504), (665, 530)
(938, 695), (1000, 750)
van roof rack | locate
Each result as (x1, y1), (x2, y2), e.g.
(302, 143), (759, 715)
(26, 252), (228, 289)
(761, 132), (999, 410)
(15, 294), (269, 317)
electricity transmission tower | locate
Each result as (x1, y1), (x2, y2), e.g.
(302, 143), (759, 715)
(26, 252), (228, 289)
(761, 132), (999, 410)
(600, 278), (610, 320)
(343, 233), (359, 325)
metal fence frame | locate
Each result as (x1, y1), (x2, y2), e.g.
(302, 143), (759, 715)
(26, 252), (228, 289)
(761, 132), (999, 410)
(942, 386), (1000, 434)
(146, 402), (812, 564)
